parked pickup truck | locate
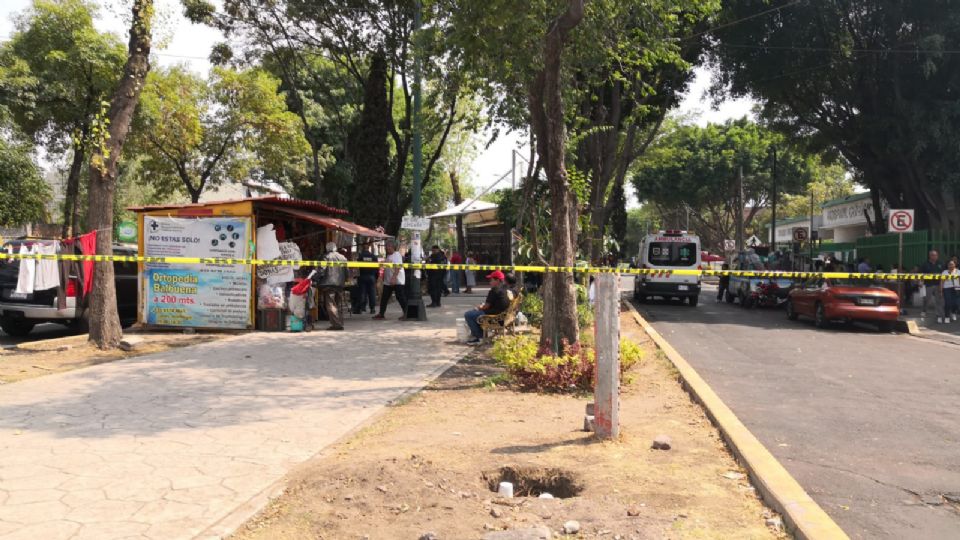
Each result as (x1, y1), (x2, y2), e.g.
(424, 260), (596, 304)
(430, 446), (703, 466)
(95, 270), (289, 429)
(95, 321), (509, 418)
(0, 241), (138, 336)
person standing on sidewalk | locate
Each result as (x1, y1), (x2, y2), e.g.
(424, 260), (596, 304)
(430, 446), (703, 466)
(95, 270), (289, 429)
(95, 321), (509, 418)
(448, 250), (463, 293)
(920, 249), (945, 324)
(464, 251), (477, 293)
(374, 240), (407, 320)
(355, 244), (379, 314)
(426, 245), (447, 308)
(317, 242), (347, 331)
(942, 259), (960, 323)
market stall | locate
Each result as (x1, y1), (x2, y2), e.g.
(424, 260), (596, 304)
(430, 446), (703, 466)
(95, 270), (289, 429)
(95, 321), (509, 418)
(130, 197), (390, 332)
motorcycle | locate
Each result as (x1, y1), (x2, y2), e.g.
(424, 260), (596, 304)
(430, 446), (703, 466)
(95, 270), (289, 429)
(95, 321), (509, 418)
(747, 280), (782, 308)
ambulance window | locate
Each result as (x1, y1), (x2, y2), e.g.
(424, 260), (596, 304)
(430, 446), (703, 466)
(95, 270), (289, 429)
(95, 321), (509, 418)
(676, 243), (696, 265)
(647, 242), (697, 266)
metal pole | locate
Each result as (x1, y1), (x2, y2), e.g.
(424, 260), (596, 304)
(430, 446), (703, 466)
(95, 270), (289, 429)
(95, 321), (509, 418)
(405, 0), (426, 321)
(898, 232), (904, 309)
(771, 147), (777, 249)
(809, 188), (814, 270)
(737, 166), (744, 253)
(511, 150), (517, 189)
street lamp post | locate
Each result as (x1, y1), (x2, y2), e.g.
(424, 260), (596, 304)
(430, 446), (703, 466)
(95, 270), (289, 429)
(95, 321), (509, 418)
(770, 146), (777, 251)
(809, 187), (815, 271)
(405, 0), (427, 321)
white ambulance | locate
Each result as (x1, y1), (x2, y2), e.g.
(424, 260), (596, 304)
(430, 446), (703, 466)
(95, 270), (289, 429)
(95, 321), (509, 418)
(633, 230), (702, 306)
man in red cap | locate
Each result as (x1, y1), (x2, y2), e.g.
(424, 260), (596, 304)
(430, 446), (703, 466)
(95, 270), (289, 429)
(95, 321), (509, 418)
(464, 270), (510, 344)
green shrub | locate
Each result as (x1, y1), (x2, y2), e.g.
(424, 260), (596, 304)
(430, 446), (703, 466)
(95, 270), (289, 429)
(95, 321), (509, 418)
(619, 338), (644, 371)
(490, 334), (644, 393)
(520, 293), (543, 326)
(490, 334), (539, 371)
(577, 302), (594, 328)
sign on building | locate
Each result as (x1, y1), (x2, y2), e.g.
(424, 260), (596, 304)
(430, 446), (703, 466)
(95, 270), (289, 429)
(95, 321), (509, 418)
(792, 227), (808, 242)
(142, 216), (253, 329)
(401, 215), (431, 231)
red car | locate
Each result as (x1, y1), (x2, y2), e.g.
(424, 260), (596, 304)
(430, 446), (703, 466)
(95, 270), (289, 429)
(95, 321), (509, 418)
(786, 278), (900, 332)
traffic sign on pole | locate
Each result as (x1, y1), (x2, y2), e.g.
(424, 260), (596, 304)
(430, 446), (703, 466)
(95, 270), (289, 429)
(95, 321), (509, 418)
(792, 227), (808, 242)
(889, 209), (914, 233)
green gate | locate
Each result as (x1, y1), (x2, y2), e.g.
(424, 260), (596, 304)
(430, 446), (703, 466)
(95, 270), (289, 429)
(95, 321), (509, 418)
(856, 230), (960, 270)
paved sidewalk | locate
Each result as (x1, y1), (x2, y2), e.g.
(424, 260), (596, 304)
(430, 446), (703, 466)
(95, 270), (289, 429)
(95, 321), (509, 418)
(0, 295), (476, 540)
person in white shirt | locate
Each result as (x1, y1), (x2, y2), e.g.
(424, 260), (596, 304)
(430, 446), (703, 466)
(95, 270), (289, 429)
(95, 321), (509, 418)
(941, 259), (960, 322)
(373, 240), (407, 320)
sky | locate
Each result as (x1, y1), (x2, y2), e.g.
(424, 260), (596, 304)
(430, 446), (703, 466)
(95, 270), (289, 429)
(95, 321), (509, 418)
(0, 0), (756, 207)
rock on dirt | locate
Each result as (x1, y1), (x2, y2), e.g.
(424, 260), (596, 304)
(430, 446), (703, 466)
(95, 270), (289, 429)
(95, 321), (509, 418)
(765, 516), (783, 531)
(562, 520), (581, 534)
(651, 435), (672, 450)
(481, 526), (552, 540)
(490, 507), (504, 518)
(419, 533), (438, 540)
(119, 336), (143, 351)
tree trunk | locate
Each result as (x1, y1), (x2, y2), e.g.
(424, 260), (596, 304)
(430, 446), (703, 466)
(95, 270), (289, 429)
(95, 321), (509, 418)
(449, 170), (466, 254)
(535, 0), (585, 351)
(86, 0), (153, 349)
(61, 141), (86, 238)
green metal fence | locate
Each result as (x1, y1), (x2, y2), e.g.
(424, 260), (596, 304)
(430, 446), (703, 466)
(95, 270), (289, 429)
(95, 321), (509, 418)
(855, 230), (960, 270)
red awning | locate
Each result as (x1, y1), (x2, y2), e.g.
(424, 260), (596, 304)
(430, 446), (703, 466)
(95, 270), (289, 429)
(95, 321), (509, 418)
(259, 204), (391, 238)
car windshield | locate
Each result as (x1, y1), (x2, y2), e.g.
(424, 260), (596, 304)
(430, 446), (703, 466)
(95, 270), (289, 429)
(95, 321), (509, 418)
(828, 278), (884, 288)
(647, 242), (697, 267)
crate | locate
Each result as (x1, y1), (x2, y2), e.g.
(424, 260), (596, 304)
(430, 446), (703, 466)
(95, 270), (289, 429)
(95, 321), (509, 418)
(257, 309), (284, 331)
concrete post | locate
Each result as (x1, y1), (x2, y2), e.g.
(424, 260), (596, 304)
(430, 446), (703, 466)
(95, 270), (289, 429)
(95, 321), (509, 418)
(593, 273), (620, 439)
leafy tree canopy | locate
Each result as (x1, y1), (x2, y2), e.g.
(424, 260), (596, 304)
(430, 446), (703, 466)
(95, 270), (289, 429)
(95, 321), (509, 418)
(0, 130), (50, 227)
(632, 118), (817, 251)
(131, 65), (314, 202)
(710, 0), (960, 233)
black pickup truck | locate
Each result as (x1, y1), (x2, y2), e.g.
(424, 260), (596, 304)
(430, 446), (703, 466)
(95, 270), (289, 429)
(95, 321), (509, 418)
(0, 241), (138, 336)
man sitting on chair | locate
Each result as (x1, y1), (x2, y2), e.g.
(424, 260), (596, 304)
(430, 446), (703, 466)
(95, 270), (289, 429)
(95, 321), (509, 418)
(464, 270), (510, 345)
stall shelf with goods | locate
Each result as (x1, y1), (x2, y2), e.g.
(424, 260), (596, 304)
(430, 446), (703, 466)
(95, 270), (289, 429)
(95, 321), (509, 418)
(130, 197), (390, 332)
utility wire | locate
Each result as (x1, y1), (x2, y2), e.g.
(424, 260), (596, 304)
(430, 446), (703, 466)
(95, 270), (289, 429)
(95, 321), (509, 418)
(719, 42), (960, 55)
(682, 0), (803, 41)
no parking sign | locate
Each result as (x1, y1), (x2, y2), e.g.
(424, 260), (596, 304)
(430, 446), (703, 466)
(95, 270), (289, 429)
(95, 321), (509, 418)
(889, 209), (914, 233)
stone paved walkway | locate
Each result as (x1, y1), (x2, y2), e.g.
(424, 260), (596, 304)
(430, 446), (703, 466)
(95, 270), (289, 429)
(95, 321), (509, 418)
(0, 295), (476, 539)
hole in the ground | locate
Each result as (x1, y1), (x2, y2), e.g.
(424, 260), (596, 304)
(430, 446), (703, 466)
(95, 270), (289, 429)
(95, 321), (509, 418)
(482, 466), (583, 498)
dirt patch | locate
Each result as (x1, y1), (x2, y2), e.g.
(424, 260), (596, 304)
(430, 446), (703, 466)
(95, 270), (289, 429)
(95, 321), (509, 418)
(482, 466), (584, 499)
(0, 330), (226, 384)
(232, 312), (784, 540)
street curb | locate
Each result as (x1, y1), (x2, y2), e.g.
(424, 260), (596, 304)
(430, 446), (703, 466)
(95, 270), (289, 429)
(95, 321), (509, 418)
(195, 345), (472, 539)
(895, 320), (919, 334)
(624, 301), (849, 540)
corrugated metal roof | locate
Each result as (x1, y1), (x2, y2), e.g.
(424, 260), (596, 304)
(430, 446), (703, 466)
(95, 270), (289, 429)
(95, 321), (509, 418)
(128, 196), (349, 216)
(259, 205), (391, 239)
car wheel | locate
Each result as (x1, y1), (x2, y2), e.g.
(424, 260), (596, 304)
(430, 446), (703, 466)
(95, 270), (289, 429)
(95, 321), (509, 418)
(688, 295), (699, 307)
(878, 320), (895, 333)
(814, 303), (829, 329)
(636, 294), (647, 303)
(786, 299), (798, 320)
(0, 317), (35, 337)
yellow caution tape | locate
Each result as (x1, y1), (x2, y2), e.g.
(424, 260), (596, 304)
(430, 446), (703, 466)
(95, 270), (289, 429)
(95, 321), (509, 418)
(0, 252), (948, 281)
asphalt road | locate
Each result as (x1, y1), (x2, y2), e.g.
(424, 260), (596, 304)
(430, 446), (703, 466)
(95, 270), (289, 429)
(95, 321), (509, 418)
(630, 281), (960, 539)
